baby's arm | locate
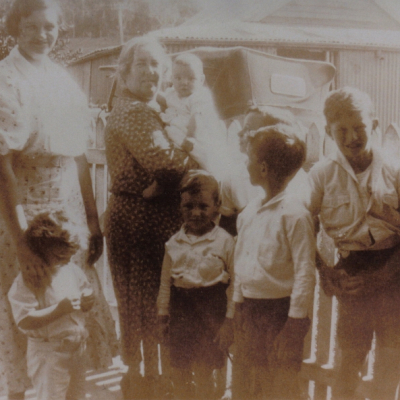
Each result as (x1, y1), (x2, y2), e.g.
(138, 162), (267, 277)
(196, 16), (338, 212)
(18, 297), (80, 330)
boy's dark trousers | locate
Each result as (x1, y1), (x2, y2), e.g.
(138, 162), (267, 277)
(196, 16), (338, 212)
(327, 247), (400, 400)
(232, 297), (306, 400)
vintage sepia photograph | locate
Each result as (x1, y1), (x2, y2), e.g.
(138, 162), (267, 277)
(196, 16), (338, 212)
(1, 1), (400, 399)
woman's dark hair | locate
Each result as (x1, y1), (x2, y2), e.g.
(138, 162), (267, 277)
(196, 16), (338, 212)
(248, 123), (306, 184)
(6, 0), (63, 38)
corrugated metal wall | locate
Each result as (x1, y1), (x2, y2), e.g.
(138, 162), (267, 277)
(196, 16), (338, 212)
(335, 49), (400, 135)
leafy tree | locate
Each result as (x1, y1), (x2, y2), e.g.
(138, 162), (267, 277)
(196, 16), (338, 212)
(0, 0), (201, 63)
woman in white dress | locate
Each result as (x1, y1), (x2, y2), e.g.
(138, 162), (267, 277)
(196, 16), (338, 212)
(0, 1), (118, 398)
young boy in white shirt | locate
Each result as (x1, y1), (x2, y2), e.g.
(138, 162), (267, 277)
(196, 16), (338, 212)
(157, 170), (235, 400)
(8, 210), (94, 400)
(233, 124), (316, 399)
(308, 87), (400, 400)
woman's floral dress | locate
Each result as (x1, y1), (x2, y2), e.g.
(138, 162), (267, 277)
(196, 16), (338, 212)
(0, 47), (118, 395)
(104, 91), (196, 375)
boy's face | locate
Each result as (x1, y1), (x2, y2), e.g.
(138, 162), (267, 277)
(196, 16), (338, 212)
(181, 190), (219, 236)
(246, 144), (264, 186)
(172, 63), (203, 98)
(326, 110), (377, 163)
(47, 244), (77, 266)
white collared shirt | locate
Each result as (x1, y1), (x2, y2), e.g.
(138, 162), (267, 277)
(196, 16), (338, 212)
(234, 190), (316, 318)
(8, 263), (91, 341)
(157, 224), (235, 318)
(308, 147), (400, 251)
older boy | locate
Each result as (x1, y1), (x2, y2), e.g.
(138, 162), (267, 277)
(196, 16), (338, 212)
(233, 124), (316, 399)
(308, 87), (400, 400)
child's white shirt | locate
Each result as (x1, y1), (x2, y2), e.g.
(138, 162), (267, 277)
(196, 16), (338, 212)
(8, 262), (91, 342)
(157, 224), (235, 318)
(308, 146), (400, 251)
(234, 188), (316, 318)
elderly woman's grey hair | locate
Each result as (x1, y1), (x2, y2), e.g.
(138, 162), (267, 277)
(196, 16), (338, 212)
(6, 0), (63, 38)
(117, 36), (168, 88)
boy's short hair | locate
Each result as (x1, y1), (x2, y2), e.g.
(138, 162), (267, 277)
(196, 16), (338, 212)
(25, 210), (83, 263)
(180, 170), (220, 204)
(324, 86), (375, 124)
(173, 53), (204, 79)
(248, 123), (306, 182)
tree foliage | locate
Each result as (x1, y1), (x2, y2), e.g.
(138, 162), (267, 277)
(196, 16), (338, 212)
(0, 0), (201, 63)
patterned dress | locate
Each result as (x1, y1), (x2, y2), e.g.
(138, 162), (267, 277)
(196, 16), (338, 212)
(104, 91), (196, 374)
(0, 47), (118, 395)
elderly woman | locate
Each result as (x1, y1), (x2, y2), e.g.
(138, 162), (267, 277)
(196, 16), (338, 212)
(104, 37), (197, 399)
(0, 1), (118, 398)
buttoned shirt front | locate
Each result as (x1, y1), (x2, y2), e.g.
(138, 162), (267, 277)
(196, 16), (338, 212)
(233, 190), (316, 318)
(157, 224), (235, 317)
(308, 147), (400, 251)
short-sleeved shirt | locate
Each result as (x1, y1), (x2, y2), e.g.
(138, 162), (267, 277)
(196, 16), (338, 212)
(157, 224), (235, 317)
(8, 263), (91, 342)
(0, 46), (90, 157)
(308, 147), (400, 251)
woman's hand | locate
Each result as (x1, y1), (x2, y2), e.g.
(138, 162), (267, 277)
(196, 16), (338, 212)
(81, 288), (95, 312)
(87, 229), (103, 266)
(75, 154), (103, 266)
(17, 238), (50, 289)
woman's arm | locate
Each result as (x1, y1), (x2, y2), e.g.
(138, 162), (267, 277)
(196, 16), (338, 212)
(18, 297), (79, 330)
(0, 154), (48, 288)
(118, 104), (197, 177)
(75, 154), (103, 266)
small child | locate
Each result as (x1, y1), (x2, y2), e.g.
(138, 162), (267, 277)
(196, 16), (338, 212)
(143, 53), (226, 199)
(8, 210), (94, 400)
(308, 87), (400, 400)
(157, 170), (235, 400)
(233, 124), (316, 400)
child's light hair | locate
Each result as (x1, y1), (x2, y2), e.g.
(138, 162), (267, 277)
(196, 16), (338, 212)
(324, 87), (375, 125)
(180, 169), (220, 205)
(248, 123), (306, 183)
(173, 53), (204, 80)
(25, 210), (86, 265)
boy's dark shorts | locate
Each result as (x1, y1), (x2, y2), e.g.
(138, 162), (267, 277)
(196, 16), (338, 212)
(335, 247), (400, 350)
(169, 282), (228, 370)
(236, 297), (290, 367)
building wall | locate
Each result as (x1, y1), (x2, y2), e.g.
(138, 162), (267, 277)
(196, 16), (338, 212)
(68, 43), (400, 133)
(335, 49), (400, 136)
